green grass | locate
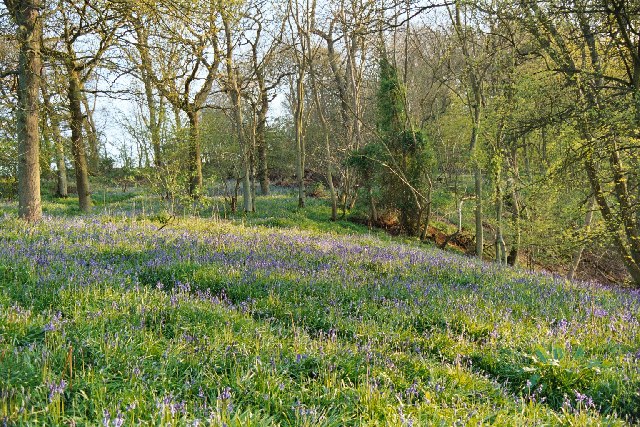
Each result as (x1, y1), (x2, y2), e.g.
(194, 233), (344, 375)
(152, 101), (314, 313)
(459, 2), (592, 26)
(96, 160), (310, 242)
(0, 190), (637, 425)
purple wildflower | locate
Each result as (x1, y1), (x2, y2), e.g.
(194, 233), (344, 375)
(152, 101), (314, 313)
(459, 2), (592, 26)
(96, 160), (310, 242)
(218, 387), (231, 401)
(113, 411), (124, 427)
(47, 379), (67, 402)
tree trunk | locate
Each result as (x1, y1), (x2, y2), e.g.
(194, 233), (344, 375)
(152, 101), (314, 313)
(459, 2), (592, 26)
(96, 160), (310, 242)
(474, 163), (483, 258)
(248, 110), (257, 212)
(346, 39), (363, 152)
(187, 111), (203, 197)
(294, 73), (306, 209)
(576, 82), (640, 286)
(368, 184), (377, 224)
(136, 24), (163, 169)
(256, 82), (270, 195)
(68, 69), (91, 213)
(470, 79), (483, 257)
(584, 153), (640, 285)
(41, 72), (68, 198)
(173, 106), (182, 131)
(228, 89), (252, 213)
(567, 197), (595, 281)
(309, 61), (337, 221)
(257, 137), (269, 195)
(495, 177), (506, 264)
(12, 0), (42, 221)
(327, 167), (337, 221)
(241, 158), (251, 213)
(420, 184), (432, 241)
(148, 89), (162, 168)
(249, 140), (256, 213)
(53, 131), (68, 198)
(507, 178), (521, 266)
(340, 181), (348, 218)
(454, 1), (483, 259)
(82, 93), (100, 173)
(241, 151), (252, 213)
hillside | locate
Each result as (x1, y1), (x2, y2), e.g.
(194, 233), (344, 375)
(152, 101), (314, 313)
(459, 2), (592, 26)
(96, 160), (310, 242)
(0, 194), (639, 425)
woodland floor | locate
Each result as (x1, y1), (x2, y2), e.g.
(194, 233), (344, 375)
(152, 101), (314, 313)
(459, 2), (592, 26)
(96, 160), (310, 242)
(0, 189), (638, 425)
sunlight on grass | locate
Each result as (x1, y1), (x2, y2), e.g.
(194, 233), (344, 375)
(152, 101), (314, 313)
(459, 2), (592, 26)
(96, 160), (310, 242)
(0, 190), (637, 425)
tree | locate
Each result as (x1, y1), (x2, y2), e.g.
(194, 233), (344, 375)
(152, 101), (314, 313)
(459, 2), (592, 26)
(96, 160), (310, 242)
(41, 67), (68, 197)
(244, 6), (286, 197)
(3, 0), (42, 221)
(286, 0), (311, 208)
(221, 8), (253, 212)
(131, 17), (163, 170)
(307, 37), (339, 220)
(374, 55), (432, 236)
(450, 0), (494, 258)
(509, 0), (640, 285)
(127, 0), (223, 197)
(44, 0), (120, 212)
(312, 0), (378, 217)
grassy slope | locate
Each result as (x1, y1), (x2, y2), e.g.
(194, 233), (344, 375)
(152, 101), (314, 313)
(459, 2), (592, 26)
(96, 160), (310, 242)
(0, 191), (638, 426)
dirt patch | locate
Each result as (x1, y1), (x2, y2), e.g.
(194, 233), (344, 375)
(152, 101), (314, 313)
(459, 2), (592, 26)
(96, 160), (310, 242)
(350, 212), (474, 252)
(349, 211), (402, 236)
(422, 225), (474, 254)
(575, 249), (630, 286)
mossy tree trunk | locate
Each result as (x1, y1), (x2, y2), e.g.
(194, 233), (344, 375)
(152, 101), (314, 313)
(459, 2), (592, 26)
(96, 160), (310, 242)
(67, 67), (91, 212)
(186, 110), (203, 197)
(41, 70), (68, 198)
(7, 0), (42, 221)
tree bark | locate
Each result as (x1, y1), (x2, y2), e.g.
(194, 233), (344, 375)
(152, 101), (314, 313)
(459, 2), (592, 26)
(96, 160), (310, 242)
(257, 131), (269, 195)
(318, 26), (356, 213)
(68, 68), (92, 212)
(53, 128), (68, 198)
(135, 24), (163, 169)
(474, 160), (483, 258)
(255, 62), (270, 195)
(173, 106), (181, 131)
(186, 111), (203, 197)
(249, 134), (256, 212)
(10, 0), (42, 221)
(327, 147), (337, 221)
(567, 197), (595, 281)
(256, 102), (270, 196)
(81, 93), (99, 173)
(454, 1), (484, 259)
(294, 72), (306, 208)
(308, 54), (337, 221)
(495, 176), (506, 264)
(507, 178), (521, 266)
(242, 143), (252, 213)
(419, 185), (432, 241)
(41, 71), (68, 198)
(504, 140), (521, 266)
(368, 184), (377, 223)
(222, 15), (252, 211)
(584, 152), (640, 285)
(227, 81), (252, 212)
